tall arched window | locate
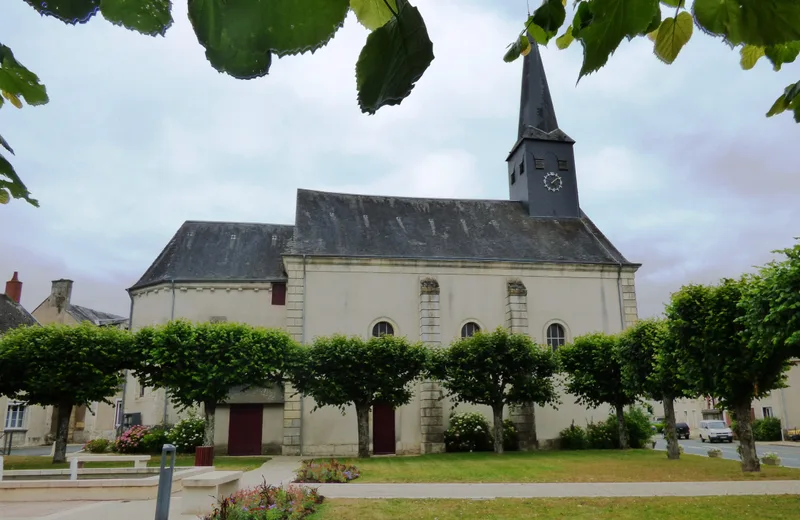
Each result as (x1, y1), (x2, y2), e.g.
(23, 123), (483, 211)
(372, 321), (395, 337)
(546, 323), (566, 351)
(461, 322), (481, 338)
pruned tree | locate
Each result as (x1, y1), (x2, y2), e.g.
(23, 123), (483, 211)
(431, 327), (559, 454)
(618, 318), (693, 459)
(287, 334), (429, 458)
(5, 0), (800, 207)
(0, 323), (135, 463)
(134, 320), (295, 448)
(559, 332), (636, 449)
(666, 276), (795, 472)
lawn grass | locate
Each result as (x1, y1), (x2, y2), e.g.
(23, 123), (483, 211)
(310, 496), (800, 519)
(335, 450), (800, 483)
(1, 455), (270, 472)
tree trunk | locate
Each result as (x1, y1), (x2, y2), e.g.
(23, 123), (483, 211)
(356, 403), (371, 458)
(203, 401), (216, 447)
(663, 395), (680, 460)
(492, 404), (504, 454)
(52, 403), (73, 464)
(734, 401), (760, 472)
(615, 403), (629, 449)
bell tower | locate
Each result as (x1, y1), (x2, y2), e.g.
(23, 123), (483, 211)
(506, 37), (580, 218)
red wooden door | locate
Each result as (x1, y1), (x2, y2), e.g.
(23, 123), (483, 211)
(372, 403), (396, 455)
(228, 404), (263, 456)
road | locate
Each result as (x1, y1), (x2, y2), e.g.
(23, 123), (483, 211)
(654, 438), (800, 468)
(7, 444), (82, 456)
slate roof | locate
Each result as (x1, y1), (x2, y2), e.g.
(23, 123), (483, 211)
(130, 221), (295, 290)
(0, 294), (38, 333)
(289, 189), (636, 266)
(67, 304), (127, 327)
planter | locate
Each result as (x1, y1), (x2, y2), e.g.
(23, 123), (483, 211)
(708, 451), (722, 458)
(194, 446), (214, 467)
(762, 457), (781, 466)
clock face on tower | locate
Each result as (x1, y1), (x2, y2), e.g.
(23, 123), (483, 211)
(543, 172), (563, 192)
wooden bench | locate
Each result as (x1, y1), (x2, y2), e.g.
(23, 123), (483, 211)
(181, 470), (243, 515)
(67, 454), (151, 480)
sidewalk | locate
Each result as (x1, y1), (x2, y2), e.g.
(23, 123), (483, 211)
(766, 441), (800, 448)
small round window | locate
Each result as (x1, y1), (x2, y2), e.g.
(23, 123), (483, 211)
(372, 321), (395, 337)
(461, 321), (481, 338)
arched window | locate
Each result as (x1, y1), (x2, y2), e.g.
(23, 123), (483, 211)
(461, 321), (481, 338)
(372, 321), (394, 337)
(546, 323), (566, 351)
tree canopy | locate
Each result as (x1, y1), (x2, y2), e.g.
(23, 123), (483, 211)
(287, 333), (429, 458)
(0, 322), (135, 462)
(559, 332), (636, 449)
(431, 327), (560, 453)
(2, 0), (798, 207)
(133, 319), (295, 445)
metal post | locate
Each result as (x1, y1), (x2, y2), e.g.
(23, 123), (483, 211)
(154, 444), (177, 520)
(70, 457), (78, 481)
(1, 455), (4, 481)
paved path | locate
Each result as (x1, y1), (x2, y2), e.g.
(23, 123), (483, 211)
(7, 445), (82, 457)
(654, 438), (800, 468)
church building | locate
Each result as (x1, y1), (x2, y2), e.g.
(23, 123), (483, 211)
(123, 42), (640, 456)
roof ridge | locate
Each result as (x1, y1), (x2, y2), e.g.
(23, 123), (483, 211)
(298, 188), (522, 205)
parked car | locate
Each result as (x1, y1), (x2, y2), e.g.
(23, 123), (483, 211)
(698, 420), (734, 443)
(662, 422), (690, 439)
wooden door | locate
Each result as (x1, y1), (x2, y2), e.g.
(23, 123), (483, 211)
(228, 404), (263, 456)
(372, 403), (396, 455)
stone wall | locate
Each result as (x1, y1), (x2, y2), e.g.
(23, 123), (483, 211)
(419, 277), (445, 454)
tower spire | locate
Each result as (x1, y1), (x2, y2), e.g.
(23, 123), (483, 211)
(518, 37), (559, 139)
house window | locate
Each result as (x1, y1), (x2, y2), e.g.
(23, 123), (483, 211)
(4, 401), (26, 430)
(546, 323), (566, 351)
(140, 383), (146, 398)
(272, 283), (287, 305)
(461, 322), (481, 338)
(763, 406), (774, 418)
(510, 170), (516, 185)
(519, 161), (525, 176)
(372, 321), (394, 337)
(114, 399), (124, 427)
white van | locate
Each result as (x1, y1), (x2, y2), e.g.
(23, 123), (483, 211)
(698, 420), (734, 443)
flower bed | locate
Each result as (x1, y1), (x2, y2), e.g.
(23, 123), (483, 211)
(294, 459), (360, 483)
(203, 479), (322, 520)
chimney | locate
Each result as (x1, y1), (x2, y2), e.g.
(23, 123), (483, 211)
(51, 279), (74, 313)
(5, 272), (22, 303)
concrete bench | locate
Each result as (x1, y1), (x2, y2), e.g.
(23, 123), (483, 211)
(68, 455), (151, 480)
(181, 470), (243, 515)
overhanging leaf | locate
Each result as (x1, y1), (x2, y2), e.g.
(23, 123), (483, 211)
(660, 0), (684, 6)
(692, 0), (743, 45)
(351, 0), (397, 31)
(100, 0), (174, 37)
(576, 0), (659, 78)
(2, 91), (23, 109)
(767, 81), (800, 119)
(740, 44), (765, 70)
(0, 153), (38, 207)
(0, 133), (14, 155)
(765, 42), (800, 71)
(0, 45), (49, 107)
(654, 12), (693, 64)
(0, 189), (9, 204)
(532, 0), (567, 35)
(520, 34), (532, 57)
(356, 0), (434, 114)
(737, 0), (800, 47)
(571, 1), (593, 39)
(188, 0), (350, 79)
(22, 0), (100, 24)
(556, 26), (575, 49)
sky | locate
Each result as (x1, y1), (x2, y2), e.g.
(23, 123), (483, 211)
(1, 0), (797, 320)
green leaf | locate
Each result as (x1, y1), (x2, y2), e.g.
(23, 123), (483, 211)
(768, 81), (800, 119)
(0, 133), (14, 155)
(765, 42), (800, 71)
(644, 7), (661, 34)
(99, 0), (173, 37)
(520, 34), (532, 56)
(0, 189), (9, 205)
(740, 44), (765, 70)
(0, 46), (49, 107)
(22, 0), (99, 24)
(654, 12), (693, 64)
(188, 0), (350, 79)
(571, 1), (594, 39)
(504, 35), (532, 63)
(351, 0), (397, 31)
(660, 0), (684, 6)
(356, 0), (434, 115)
(692, 0), (743, 45)
(0, 152), (38, 207)
(527, 23), (550, 45)
(737, 0), (800, 47)
(556, 26), (575, 49)
(575, 0), (660, 78)
(532, 0), (567, 35)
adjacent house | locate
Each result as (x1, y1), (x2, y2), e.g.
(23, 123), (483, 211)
(122, 41), (641, 457)
(0, 273), (128, 447)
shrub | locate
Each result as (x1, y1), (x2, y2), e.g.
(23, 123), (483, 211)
(141, 425), (170, 453)
(294, 459), (359, 483)
(559, 422), (588, 450)
(503, 419), (519, 451)
(203, 478), (322, 520)
(753, 417), (782, 442)
(622, 407), (654, 449)
(114, 425), (150, 453)
(84, 438), (110, 454)
(444, 412), (492, 452)
(761, 451), (781, 465)
(167, 416), (206, 453)
(655, 421), (665, 433)
(586, 420), (616, 449)
(708, 448), (722, 457)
